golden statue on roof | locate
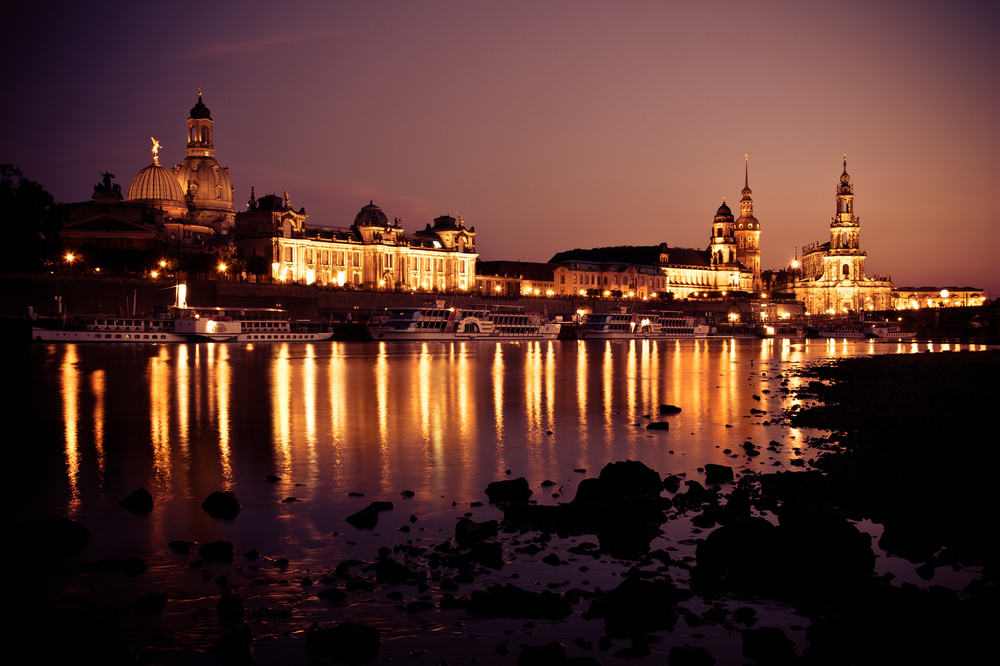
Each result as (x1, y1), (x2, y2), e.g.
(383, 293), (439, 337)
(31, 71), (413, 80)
(151, 137), (161, 165)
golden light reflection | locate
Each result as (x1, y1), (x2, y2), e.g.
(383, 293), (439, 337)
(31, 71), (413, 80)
(524, 341), (543, 444)
(214, 344), (233, 486)
(298, 345), (320, 492)
(626, 340), (637, 422)
(602, 342), (614, 447)
(576, 341), (588, 431)
(379, 343), (394, 490)
(61, 346), (81, 515)
(90, 370), (106, 484)
(327, 344), (346, 479)
(272, 344), (292, 476)
(149, 346), (173, 500)
(545, 342), (556, 437)
(492, 343), (506, 472)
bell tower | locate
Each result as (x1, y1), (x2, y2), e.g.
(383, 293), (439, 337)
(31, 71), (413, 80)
(830, 157), (859, 251)
(733, 156), (762, 290)
(186, 88), (215, 158)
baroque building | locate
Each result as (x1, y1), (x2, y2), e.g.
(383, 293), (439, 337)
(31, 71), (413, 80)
(235, 193), (478, 290)
(781, 160), (892, 313)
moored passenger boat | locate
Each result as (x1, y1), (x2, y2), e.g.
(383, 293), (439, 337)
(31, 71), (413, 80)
(862, 321), (917, 339)
(577, 309), (711, 339)
(31, 284), (334, 343)
(369, 303), (560, 340)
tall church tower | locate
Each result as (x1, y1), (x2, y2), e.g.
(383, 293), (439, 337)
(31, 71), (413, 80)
(830, 157), (860, 251)
(823, 157), (866, 281)
(734, 157), (762, 290)
(709, 199), (737, 267)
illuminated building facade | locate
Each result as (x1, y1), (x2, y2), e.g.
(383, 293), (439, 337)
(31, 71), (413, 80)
(547, 240), (752, 300)
(235, 195), (477, 290)
(781, 160), (892, 314)
(892, 287), (987, 309)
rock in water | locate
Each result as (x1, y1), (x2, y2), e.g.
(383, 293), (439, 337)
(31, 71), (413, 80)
(4, 516), (91, 557)
(305, 621), (381, 663)
(647, 421), (670, 431)
(659, 404), (682, 414)
(704, 464), (734, 484)
(201, 491), (241, 519)
(455, 517), (499, 545)
(118, 488), (153, 514)
(198, 540), (234, 562)
(485, 477), (532, 503)
(346, 505), (379, 529)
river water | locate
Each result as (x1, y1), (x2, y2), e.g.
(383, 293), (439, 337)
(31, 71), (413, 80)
(7, 337), (988, 664)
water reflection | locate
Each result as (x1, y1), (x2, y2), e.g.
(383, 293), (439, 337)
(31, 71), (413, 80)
(38, 339), (990, 519)
(60, 345), (80, 515)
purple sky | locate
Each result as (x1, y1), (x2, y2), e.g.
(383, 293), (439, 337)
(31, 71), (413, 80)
(4, 1), (998, 295)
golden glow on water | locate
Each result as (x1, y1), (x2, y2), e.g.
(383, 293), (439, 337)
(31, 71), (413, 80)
(214, 344), (233, 487)
(327, 344), (346, 481)
(272, 344), (293, 477)
(625, 340), (638, 423)
(42, 339), (991, 520)
(90, 369), (106, 483)
(149, 346), (173, 500)
(602, 342), (613, 447)
(175, 344), (190, 469)
(61, 345), (81, 515)
(492, 342), (506, 473)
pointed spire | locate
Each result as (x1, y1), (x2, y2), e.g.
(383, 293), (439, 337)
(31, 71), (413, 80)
(741, 154), (752, 199)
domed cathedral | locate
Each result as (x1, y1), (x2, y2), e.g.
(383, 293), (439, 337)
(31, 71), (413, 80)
(733, 157), (762, 290)
(782, 159), (893, 314)
(170, 92), (236, 234)
(122, 92), (235, 257)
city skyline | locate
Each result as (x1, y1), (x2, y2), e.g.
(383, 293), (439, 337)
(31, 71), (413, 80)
(4, 1), (997, 295)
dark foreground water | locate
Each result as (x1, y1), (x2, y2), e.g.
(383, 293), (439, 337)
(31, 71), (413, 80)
(6, 338), (990, 664)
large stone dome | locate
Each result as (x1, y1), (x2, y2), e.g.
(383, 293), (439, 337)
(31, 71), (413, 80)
(354, 201), (388, 227)
(127, 163), (186, 208)
(173, 157), (235, 212)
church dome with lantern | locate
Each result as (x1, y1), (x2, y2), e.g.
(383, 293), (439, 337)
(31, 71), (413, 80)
(171, 92), (235, 230)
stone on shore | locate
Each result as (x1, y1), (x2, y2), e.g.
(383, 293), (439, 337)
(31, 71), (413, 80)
(485, 477), (532, 503)
(455, 517), (499, 545)
(198, 540), (234, 562)
(704, 464), (734, 485)
(4, 516), (91, 557)
(117, 488), (153, 514)
(201, 491), (241, 519)
(470, 584), (573, 619)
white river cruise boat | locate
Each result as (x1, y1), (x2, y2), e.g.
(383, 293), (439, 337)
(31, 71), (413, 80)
(577, 310), (710, 340)
(370, 303), (561, 341)
(862, 321), (917, 340)
(31, 284), (334, 344)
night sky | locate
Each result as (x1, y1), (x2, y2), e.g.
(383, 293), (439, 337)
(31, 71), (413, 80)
(4, 1), (997, 295)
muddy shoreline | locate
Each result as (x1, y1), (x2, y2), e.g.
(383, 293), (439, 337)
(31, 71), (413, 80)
(5, 350), (997, 664)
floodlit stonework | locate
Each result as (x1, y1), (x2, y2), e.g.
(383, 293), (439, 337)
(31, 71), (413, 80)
(780, 160), (893, 314)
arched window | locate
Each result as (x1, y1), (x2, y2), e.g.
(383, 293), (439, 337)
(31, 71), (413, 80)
(842, 264), (850, 278)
